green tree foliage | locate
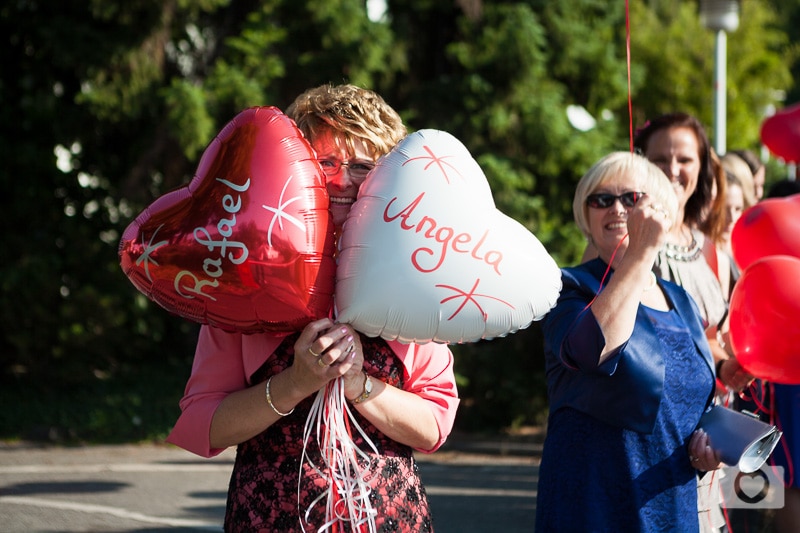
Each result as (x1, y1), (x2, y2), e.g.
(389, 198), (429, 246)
(1, 0), (797, 441)
(769, 0), (800, 105)
(399, 0), (631, 429)
(630, 0), (795, 151)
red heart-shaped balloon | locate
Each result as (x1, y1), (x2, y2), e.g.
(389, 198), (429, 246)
(760, 102), (800, 163)
(729, 255), (800, 384)
(119, 107), (335, 333)
(731, 193), (800, 271)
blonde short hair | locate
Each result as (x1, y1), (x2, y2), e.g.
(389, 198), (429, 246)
(285, 84), (407, 159)
(573, 151), (679, 239)
(721, 153), (757, 208)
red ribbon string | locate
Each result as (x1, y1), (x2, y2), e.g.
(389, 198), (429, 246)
(626, 0), (633, 152)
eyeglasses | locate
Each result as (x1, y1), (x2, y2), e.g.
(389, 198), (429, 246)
(317, 158), (375, 180)
(586, 191), (646, 209)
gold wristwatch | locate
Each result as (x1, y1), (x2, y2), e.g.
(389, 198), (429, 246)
(352, 372), (373, 404)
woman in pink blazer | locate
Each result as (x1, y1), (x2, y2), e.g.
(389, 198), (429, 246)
(167, 84), (459, 533)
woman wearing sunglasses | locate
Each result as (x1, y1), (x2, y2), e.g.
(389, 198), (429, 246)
(535, 152), (722, 532)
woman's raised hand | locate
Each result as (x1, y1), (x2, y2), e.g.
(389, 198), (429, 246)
(626, 196), (671, 255)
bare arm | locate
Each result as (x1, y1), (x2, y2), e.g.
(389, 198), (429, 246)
(346, 377), (442, 451)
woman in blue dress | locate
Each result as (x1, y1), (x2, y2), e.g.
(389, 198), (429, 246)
(535, 152), (723, 532)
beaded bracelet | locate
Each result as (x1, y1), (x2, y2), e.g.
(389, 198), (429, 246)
(265, 376), (294, 417)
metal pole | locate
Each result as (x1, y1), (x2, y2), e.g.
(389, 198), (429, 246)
(713, 29), (727, 156)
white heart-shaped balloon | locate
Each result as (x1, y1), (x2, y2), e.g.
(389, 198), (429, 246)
(335, 129), (562, 344)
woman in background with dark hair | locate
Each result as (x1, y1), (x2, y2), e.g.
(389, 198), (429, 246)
(633, 112), (753, 532)
(633, 113), (752, 394)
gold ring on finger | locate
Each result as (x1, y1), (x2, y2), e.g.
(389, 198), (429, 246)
(317, 358), (327, 368)
(308, 346), (321, 357)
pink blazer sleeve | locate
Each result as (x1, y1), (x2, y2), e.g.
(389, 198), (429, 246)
(166, 326), (283, 458)
(166, 326), (244, 457)
(391, 340), (460, 453)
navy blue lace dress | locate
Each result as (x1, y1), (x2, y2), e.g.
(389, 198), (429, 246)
(535, 307), (714, 532)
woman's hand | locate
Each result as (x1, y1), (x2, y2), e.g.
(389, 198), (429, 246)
(717, 357), (756, 393)
(688, 428), (723, 472)
(625, 197), (671, 257)
(285, 318), (363, 398)
(209, 320), (365, 450)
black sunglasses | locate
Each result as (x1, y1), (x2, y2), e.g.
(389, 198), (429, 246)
(586, 191), (646, 209)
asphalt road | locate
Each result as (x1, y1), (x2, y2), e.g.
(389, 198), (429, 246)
(0, 434), (541, 532)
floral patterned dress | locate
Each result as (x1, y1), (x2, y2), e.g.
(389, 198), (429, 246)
(224, 333), (433, 533)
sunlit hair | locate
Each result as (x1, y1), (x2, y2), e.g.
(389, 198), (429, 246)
(573, 151), (679, 239)
(721, 152), (757, 208)
(729, 149), (763, 174)
(285, 84), (407, 159)
(633, 112), (713, 227)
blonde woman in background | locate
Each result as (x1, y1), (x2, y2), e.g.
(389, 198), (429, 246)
(700, 151), (748, 301)
(729, 149), (766, 201)
(720, 152), (757, 209)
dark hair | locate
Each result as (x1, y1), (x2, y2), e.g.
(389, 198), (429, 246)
(767, 179), (800, 198)
(633, 112), (713, 226)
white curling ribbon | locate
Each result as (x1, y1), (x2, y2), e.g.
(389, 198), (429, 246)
(299, 377), (379, 533)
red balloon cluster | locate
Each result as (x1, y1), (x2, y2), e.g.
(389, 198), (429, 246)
(120, 113), (565, 345)
(729, 193), (800, 383)
(760, 102), (800, 163)
(119, 107), (335, 334)
(731, 194), (800, 271)
(728, 256), (800, 384)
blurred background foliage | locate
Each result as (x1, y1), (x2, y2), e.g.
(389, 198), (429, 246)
(1, 0), (798, 443)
